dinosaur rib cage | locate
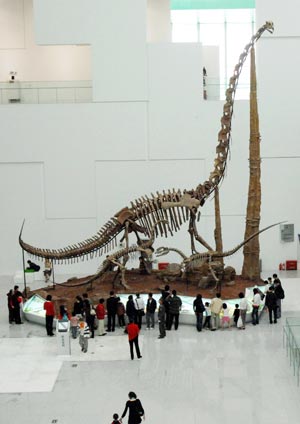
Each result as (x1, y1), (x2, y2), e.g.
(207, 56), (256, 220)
(19, 189), (191, 264)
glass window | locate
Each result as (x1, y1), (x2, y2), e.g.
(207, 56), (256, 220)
(171, 8), (255, 100)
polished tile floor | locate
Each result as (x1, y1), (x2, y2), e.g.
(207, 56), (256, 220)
(0, 273), (300, 424)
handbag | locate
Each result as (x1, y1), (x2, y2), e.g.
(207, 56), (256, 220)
(90, 307), (96, 316)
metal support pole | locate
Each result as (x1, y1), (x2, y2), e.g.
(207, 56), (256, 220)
(22, 249), (27, 297)
(52, 260), (55, 290)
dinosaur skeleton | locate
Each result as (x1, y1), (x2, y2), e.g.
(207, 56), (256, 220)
(19, 22), (274, 268)
(155, 222), (280, 286)
(81, 221), (281, 289)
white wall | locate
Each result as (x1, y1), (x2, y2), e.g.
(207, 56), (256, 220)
(0, 0), (91, 81)
(0, 0), (299, 277)
(147, 0), (171, 42)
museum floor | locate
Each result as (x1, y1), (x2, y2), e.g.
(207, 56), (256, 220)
(0, 272), (300, 424)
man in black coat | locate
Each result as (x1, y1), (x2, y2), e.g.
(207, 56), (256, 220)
(12, 285), (23, 324)
(265, 286), (278, 324)
(146, 292), (157, 329)
(106, 291), (118, 332)
(193, 294), (205, 332)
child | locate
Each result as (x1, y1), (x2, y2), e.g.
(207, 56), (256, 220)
(70, 313), (79, 339)
(78, 317), (90, 353)
(233, 304), (240, 326)
(117, 297), (126, 328)
(111, 413), (121, 424)
(203, 302), (211, 329)
(221, 303), (231, 329)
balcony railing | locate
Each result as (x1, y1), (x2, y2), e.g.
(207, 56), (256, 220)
(0, 81), (92, 104)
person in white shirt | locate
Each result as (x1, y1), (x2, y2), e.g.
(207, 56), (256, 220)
(239, 292), (249, 330)
(134, 293), (145, 329)
(203, 302), (211, 329)
(252, 288), (261, 325)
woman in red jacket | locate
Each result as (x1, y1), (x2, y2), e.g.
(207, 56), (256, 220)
(96, 298), (106, 336)
(126, 320), (142, 360)
(43, 294), (55, 336)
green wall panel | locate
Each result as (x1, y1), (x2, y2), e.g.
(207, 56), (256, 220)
(171, 0), (255, 9)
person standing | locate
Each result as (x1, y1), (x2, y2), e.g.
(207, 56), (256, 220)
(210, 293), (223, 331)
(70, 313), (79, 339)
(157, 297), (166, 339)
(134, 293), (145, 329)
(12, 285), (23, 324)
(203, 302), (211, 329)
(78, 317), (90, 353)
(120, 391), (145, 424)
(233, 304), (240, 327)
(72, 295), (83, 316)
(96, 298), (106, 336)
(126, 295), (136, 324)
(43, 294), (55, 336)
(265, 286), (278, 324)
(161, 285), (171, 329)
(82, 293), (95, 338)
(168, 290), (182, 330)
(7, 289), (14, 324)
(106, 291), (119, 332)
(239, 292), (249, 330)
(252, 288), (261, 325)
(117, 297), (126, 328)
(274, 279), (285, 319)
(146, 293), (157, 329)
(193, 294), (205, 332)
(126, 320), (142, 360)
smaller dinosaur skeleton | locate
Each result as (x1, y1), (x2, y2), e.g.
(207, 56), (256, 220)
(155, 222), (281, 285)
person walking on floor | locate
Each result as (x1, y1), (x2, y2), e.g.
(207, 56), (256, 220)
(193, 294), (205, 332)
(111, 413), (122, 424)
(43, 294), (55, 336)
(157, 297), (166, 339)
(120, 391), (145, 423)
(146, 292), (157, 329)
(126, 320), (142, 360)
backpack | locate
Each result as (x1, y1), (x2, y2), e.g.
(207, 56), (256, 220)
(279, 287), (285, 299)
(276, 285), (285, 300)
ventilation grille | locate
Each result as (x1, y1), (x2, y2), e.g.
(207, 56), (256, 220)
(280, 224), (294, 242)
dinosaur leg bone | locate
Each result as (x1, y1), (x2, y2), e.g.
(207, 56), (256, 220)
(188, 209), (213, 253)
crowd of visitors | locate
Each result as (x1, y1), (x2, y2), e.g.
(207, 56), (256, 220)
(7, 273), (285, 361)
